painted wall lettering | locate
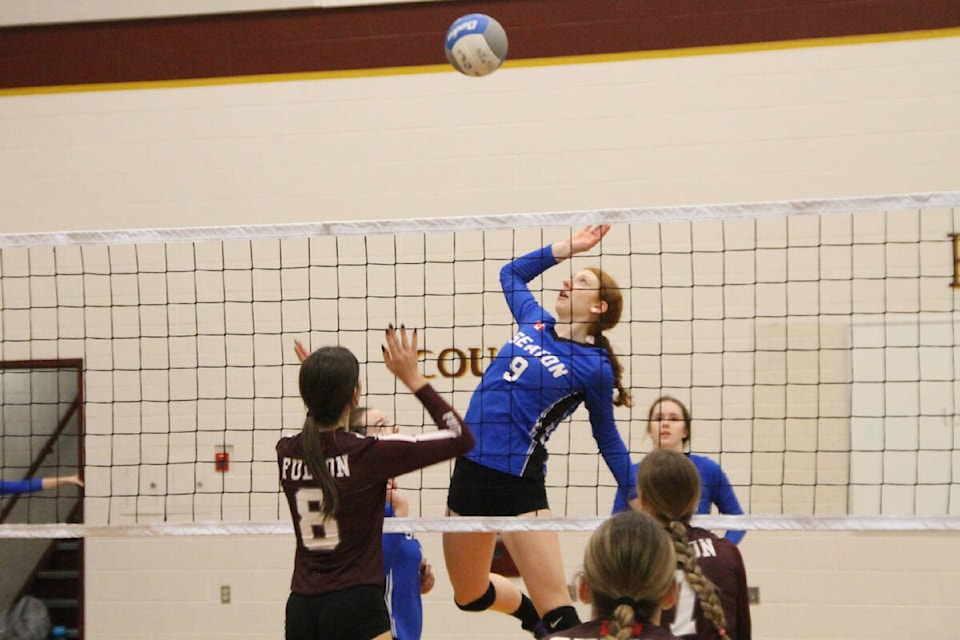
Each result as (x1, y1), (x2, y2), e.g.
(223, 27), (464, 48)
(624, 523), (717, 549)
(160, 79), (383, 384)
(418, 347), (498, 379)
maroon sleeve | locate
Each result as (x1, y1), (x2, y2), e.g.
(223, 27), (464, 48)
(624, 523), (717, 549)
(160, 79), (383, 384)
(364, 384), (474, 480)
(415, 384), (473, 439)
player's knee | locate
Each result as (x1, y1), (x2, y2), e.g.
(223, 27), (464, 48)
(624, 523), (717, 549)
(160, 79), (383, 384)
(455, 582), (496, 612)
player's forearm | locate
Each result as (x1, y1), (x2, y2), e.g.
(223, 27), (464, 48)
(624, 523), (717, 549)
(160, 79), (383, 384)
(595, 431), (632, 489)
(396, 370), (429, 395)
(415, 385), (475, 450)
(550, 239), (574, 261)
(40, 474), (82, 490)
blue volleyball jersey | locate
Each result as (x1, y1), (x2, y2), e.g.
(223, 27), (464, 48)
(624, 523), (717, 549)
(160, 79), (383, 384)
(382, 502), (425, 640)
(463, 245), (633, 493)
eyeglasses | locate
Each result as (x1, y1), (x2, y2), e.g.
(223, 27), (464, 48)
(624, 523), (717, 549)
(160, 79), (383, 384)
(358, 418), (397, 436)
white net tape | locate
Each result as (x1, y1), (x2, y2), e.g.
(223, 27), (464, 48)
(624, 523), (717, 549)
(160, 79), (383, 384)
(2, 192), (958, 248)
(2, 515), (959, 539)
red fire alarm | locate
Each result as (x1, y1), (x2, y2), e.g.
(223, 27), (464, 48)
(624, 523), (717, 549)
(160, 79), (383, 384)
(215, 451), (230, 472)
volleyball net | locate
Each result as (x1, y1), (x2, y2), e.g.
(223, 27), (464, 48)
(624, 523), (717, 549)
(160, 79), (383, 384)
(2, 191), (960, 538)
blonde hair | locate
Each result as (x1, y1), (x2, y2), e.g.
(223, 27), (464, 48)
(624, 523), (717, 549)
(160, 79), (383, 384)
(637, 449), (728, 637)
(582, 511), (676, 640)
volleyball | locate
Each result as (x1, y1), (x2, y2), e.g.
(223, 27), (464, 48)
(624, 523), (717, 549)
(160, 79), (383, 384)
(445, 13), (508, 77)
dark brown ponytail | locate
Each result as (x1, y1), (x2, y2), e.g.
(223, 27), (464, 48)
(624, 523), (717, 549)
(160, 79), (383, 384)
(297, 346), (360, 519)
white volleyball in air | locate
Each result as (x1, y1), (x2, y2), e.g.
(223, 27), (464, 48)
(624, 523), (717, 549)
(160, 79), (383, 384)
(445, 13), (508, 77)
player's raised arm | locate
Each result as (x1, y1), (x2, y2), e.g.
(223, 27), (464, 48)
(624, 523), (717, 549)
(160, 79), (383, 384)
(382, 325), (428, 395)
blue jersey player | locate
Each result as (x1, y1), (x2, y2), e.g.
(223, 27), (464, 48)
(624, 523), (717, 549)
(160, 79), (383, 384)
(444, 225), (635, 637)
(612, 397), (746, 545)
(382, 500), (433, 640)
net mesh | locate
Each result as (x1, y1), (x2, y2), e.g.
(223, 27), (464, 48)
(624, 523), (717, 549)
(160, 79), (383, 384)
(2, 192), (960, 534)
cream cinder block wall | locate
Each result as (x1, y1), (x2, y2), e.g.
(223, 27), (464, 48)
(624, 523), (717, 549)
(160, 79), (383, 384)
(2, 34), (959, 640)
(1, 36), (958, 235)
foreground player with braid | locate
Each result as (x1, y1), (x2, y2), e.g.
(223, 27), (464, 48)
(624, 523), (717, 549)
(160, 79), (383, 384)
(444, 225), (635, 637)
(636, 449), (752, 640)
(542, 511), (681, 640)
(278, 326), (475, 640)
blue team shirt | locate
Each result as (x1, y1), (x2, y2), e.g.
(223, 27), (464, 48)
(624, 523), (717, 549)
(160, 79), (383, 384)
(612, 453), (746, 544)
(463, 245), (633, 493)
(382, 502), (424, 640)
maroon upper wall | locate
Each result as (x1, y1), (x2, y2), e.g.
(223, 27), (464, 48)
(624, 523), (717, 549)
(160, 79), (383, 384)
(1, 0), (958, 89)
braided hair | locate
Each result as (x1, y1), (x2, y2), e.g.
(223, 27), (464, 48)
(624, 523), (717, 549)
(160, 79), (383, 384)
(637, 448), (728, 638)
(582, 511), (676, 640)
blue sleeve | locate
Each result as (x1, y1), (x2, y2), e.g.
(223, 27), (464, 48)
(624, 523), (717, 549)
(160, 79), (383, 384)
(697, 456), (746, 545)
(714, 474), (746, 544)
(499, 245), (558, 325)
(713, 470), (744, 516)
(724, 527), (746, 545)
(611, 461), (640, 514)
(383, 498), (425, 640)
(0, 478), (43, 495)
(584, 363), (632, 494)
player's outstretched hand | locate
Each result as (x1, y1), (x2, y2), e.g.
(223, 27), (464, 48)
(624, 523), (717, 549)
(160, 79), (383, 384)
(61, 474), (84, 488)
(553, 224), (611, 260)
(382, 325), (428, 393)
(570, 224), (610, 254)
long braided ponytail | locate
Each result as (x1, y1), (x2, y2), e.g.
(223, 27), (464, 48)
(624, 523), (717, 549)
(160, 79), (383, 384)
(666, 520), (728, 637)
(637, 449), (729, 638)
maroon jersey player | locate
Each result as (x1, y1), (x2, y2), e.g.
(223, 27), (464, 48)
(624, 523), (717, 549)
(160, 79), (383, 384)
(659, 528), (750, 640)
(636, 449), (751, 640)
(542, 511), (681, 640)
(278, 326), (475, 640)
